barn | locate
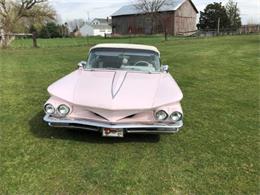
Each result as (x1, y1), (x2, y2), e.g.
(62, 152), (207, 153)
(111, 0), (198, 35)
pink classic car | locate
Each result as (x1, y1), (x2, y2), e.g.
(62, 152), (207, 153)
(43, 43), (183, 137)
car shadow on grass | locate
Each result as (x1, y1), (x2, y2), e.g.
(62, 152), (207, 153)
(29, 111), (160, 143)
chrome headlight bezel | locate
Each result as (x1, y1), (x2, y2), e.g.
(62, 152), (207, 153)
(44, 104), (55, 115)
(155, 110), (168, 121)
(57, 104), (70, 116)
(170, 111), (183, 122)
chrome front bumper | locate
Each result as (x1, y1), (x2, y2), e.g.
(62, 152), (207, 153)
(43, 115), (183, 134)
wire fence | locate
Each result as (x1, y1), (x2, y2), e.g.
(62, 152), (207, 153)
(193, 25), (260, 37)
(1, 27), (259, 49)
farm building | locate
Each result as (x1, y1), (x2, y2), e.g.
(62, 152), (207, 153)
(239, 25), (260, 34)
(91, 18), (112, 25)
(111, 0), (198, 35)
(79, 18), (112, 37)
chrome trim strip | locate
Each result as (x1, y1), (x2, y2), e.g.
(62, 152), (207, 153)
(43, 115), (183, 130)
(111, 71), (128, 99)
(48, 123), (99, 131)
(126, 129), (180, 134)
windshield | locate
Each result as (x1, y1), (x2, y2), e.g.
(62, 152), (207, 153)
(86, 48), (160, 72)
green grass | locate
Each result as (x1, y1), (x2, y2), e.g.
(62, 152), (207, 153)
(0, 35), (259, 194)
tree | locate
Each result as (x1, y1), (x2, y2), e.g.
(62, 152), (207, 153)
(226, 0), (241, 30)
(197, 2), (230, 31)
(0, 0), (55, 48)
(38, 22), (69, 38)
(60, 22), (69, 38)
(135, 0), (167, 35)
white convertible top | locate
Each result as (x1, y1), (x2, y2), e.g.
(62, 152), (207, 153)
(90, 43), (160, 54)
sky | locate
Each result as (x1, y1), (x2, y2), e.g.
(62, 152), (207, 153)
(50, 0), (260, 25)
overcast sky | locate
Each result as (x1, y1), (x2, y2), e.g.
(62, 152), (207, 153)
(50, 0), (260, 25)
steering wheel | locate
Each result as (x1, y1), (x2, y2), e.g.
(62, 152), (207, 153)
(134, 61), (150, 66)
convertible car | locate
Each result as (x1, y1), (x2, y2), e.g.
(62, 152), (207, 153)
(43, 43), (183, 137)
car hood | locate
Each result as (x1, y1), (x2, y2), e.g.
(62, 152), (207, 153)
(48, 69), (183, 110)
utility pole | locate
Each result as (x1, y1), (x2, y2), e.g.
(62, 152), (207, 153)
(217, 17), (220, 35)
(87, 11), (90, 23)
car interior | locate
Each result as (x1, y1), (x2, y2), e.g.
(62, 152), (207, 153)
(88, 51), (158, 72)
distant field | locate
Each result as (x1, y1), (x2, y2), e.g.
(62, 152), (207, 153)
(1, 35), (259, 194)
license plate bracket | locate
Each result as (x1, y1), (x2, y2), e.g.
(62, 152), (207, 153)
(102, 128), (124, 137)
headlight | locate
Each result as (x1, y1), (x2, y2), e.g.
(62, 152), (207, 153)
(58, 104), (70, 116)
(44, 104), (55, 115)
(155, 110), (168, 121)
(170, 112), (183, 122)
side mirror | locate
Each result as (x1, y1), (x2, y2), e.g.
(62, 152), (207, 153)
(162, 65), (169, 73)
(78, 61), (86, 68)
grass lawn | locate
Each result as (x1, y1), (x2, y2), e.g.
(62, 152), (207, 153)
(0, 35), (259, 194)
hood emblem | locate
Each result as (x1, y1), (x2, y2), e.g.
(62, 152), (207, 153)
(111, 71), (128, 99)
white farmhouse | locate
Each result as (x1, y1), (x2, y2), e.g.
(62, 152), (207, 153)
(79, 18), (112, 37)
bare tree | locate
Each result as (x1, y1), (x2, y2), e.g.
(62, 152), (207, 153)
(135, 0), (168, 36)
(67, 19), (85, 33)
(0, 0), (55, 48)
(135, 0), (167, 13)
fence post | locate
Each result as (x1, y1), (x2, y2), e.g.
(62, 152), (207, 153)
(32, 31), (38, 48)
(217, 18), (220, 35)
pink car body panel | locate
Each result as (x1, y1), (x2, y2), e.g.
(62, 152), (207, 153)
(46, 69), (183, 123)
(43, 44), (184, 135)
(48, 69), (183, 109)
